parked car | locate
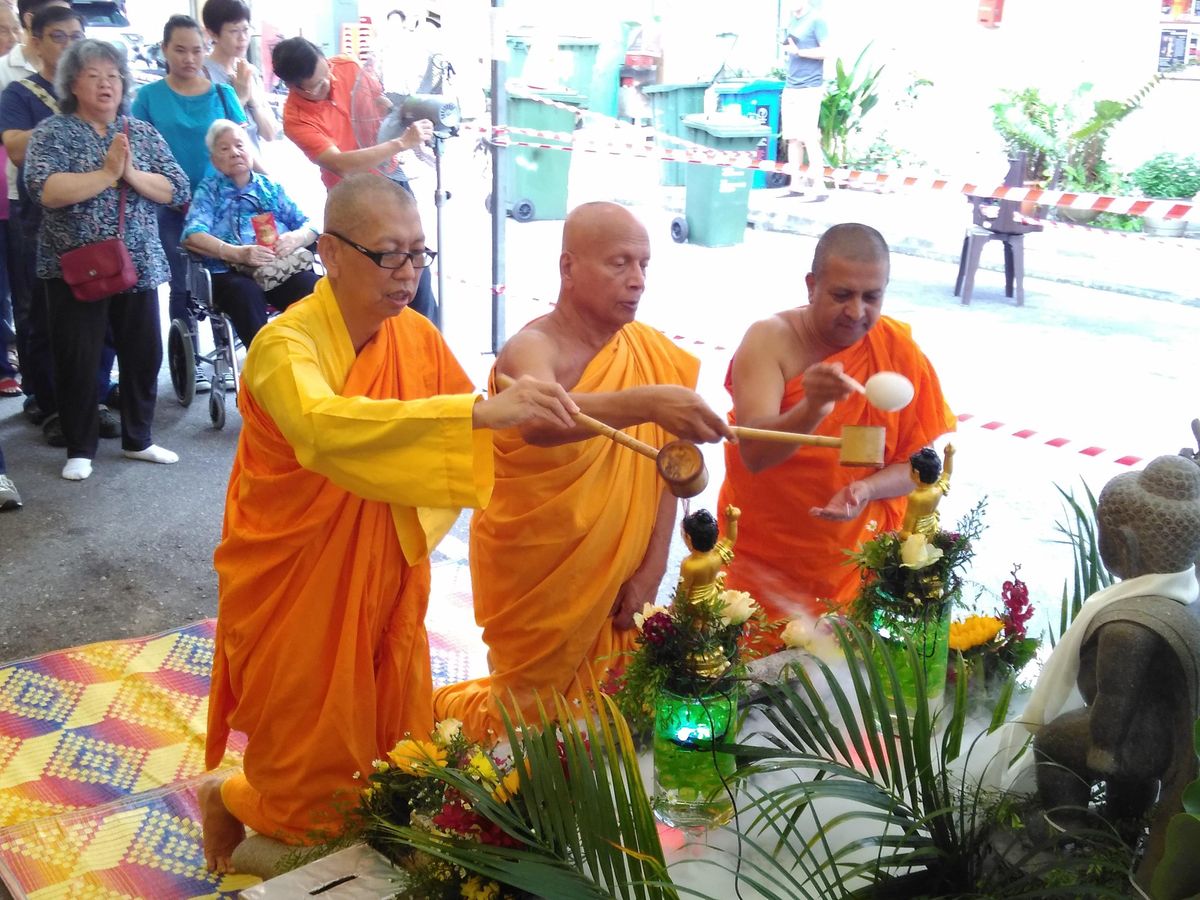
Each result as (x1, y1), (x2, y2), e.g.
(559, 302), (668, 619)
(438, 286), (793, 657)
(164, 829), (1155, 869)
(73, 0), (162, 82)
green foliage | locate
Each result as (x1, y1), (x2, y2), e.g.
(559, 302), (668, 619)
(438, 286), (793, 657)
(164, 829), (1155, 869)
(1152, 719), (1200, 899)
(819, 45), (885, 168)
(1092, 211), (1143, 232)
(992, 77), (1162, 187)
(1049, 482), (1113, 647)
(365, 692), (677, 900)
(1130, 151), (1200, 199)
(847, 499), (987, 625)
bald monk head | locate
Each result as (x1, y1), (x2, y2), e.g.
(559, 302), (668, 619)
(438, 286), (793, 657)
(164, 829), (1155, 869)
(558, 201), (651, 335)
(806, 223), (890, 350)
(318, 174), (427, 350)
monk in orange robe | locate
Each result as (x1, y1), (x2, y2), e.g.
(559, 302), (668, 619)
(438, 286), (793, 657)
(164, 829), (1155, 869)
(200, 175), (576, 872)
(718, 223), (956, 620)
(433, 202), (733, 742)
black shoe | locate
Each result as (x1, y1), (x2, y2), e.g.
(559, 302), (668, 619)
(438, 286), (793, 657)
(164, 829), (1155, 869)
(98, 404), (120, 439)
(43, 414), (66, 447)
(23, 395), (48, 426)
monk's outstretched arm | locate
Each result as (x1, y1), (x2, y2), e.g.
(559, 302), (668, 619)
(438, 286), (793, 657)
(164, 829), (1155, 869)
(810, 462), (913, 520)
(248, 332), (492, 509)
(731, 320), (852, 473)
(496, 331), (731, 446)
(611, 486), (677, 629)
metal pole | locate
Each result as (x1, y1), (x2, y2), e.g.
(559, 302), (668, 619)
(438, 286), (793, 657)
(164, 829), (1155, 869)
(431, 134), (447, 331)
(490, 0), (507, 355)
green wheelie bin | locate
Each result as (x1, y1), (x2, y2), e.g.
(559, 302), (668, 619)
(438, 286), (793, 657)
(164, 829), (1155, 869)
(675, 114), (771, 247)
(501, 86), (585, 222)
(643, 82), (710, 187)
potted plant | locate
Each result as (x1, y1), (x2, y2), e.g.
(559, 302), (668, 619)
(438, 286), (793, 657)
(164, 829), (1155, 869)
(1130, 152), (1200, 237)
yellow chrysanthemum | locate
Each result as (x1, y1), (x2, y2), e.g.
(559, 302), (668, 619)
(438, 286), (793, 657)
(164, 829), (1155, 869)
(386, 739), (448, 775)
(461, 875), (501, 900)
(468, 750), (498, 783)
(949, 615), (1005, 652)
(491, 769), (521, 803)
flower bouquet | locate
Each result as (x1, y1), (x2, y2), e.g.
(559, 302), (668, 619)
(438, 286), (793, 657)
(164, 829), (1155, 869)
(847, 499), (987, 712)
(949, 565), (1040, 696)
(356, 694), (674, 899)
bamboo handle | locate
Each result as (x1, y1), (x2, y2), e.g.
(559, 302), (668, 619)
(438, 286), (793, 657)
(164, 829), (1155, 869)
(841, 373), (867, 395)
(493, 373), (661, 460)
(730, 425), (843, 448)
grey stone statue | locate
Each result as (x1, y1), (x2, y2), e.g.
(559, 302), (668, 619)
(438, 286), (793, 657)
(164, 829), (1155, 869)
(1033, 455), (1200, 887)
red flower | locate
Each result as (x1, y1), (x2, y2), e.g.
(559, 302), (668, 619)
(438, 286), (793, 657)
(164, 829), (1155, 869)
(478, 818), (523, 849)
(432, 799), (481, 834)
(1000, 566), (1034, 638)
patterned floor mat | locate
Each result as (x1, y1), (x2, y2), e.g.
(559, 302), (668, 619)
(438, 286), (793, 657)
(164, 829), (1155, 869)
(0, 558), (486, 899)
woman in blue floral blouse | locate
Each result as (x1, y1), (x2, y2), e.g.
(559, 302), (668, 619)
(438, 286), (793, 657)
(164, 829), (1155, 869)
(182, 119), (317, 347)
(24, 39), (190, 482)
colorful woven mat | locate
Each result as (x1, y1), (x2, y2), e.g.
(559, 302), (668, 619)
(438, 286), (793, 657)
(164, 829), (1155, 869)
(0, 560), (485, 898)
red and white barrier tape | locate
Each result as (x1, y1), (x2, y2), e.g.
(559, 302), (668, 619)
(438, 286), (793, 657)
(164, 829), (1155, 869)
(1014, 213), (1200, 249)
(480, 100), (1199, 220)
(956, 414), (1142, 467)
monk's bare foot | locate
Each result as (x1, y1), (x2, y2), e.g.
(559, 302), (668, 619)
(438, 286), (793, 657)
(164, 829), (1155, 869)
(199, 774), (245, 874)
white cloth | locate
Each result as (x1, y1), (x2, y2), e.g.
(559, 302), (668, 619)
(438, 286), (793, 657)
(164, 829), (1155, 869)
(986, 568), (1199, 790)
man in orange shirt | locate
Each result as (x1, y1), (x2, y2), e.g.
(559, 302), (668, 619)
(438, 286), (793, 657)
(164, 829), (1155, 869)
(271, 37), (437, 319)
(718, 223), (956, 620)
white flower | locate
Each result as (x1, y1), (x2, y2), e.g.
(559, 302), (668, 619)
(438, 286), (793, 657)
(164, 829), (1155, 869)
(866, 519), (879, 533)
(633, 602), (669, 632)
(718, 589), (757, 626)
(434, 718), (462, 745)
(781, 619), (810, 650)
(899, 533), (944, 570)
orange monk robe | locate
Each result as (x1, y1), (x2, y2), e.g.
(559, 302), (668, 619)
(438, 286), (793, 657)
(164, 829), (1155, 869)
(206, 278), (493, 844)
(433, 321), (699, 741)
(718, 316), (957, 621)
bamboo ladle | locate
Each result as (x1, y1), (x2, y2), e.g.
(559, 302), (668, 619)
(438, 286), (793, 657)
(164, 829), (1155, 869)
(493, 376), (887, 500)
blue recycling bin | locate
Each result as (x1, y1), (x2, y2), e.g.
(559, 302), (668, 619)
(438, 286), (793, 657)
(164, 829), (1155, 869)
(714, 79), (786, 188)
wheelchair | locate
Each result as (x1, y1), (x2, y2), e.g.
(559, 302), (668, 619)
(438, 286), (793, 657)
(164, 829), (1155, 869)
(166, 250), (241, 430)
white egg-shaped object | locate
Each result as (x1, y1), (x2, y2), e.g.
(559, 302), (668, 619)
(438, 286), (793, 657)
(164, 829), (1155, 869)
(864, 371), (914, 412)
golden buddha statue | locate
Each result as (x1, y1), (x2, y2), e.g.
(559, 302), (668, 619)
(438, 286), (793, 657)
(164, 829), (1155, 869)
(676, 505), (740, 606)
(900, 444), (955, 540)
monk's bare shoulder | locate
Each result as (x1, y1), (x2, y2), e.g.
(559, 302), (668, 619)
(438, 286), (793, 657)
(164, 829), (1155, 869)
(495, 325), (561, 383)
(737, 312), (801, 370)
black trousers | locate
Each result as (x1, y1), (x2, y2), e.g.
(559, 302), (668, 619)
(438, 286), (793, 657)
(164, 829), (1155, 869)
(44, 278), (161, 459)
(211, 267), (318, 347)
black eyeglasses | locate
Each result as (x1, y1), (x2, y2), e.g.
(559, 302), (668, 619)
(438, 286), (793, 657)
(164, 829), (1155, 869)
(325, 231), (437, 270)
(46, 30), (86, 45)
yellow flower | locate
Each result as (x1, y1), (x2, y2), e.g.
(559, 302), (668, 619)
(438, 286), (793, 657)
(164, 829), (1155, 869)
(461, 876), (500, 900)
(949, 615), (1005, 652)
(718, 589), (757, 626)
(781, 619), (810, 650)
(434, 718), (463, 746)
(899, 533), (944, 570)
(491, 769), (521, 803)
(386, 739), (448, 775)
(468, 750), (498, 783)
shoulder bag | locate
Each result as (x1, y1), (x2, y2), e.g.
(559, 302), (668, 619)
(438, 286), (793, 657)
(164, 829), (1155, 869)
(59, 119), (138, 302)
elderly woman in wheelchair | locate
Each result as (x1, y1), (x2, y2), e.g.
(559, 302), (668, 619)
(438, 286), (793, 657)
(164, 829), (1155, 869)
(181, 119), (317, 349)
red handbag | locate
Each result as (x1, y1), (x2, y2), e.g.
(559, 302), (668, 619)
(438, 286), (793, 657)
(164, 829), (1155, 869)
(59, 121), (138, 302)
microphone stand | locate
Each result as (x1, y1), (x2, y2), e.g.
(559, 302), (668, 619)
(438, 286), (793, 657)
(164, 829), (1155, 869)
(430, 127), (455, 331)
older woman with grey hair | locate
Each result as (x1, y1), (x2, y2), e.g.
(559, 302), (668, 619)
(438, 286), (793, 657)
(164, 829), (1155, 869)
(24, 39), (190, 482)
(182, 119), (317, 347)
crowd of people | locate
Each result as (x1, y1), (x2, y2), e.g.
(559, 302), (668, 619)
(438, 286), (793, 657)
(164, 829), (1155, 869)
(0, 1), (439, 498)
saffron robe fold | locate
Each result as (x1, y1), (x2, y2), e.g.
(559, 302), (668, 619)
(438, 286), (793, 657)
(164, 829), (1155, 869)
(433, 322), (699, 741)
(206, 278), (493, 843)
(718, 316), (956, 620)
